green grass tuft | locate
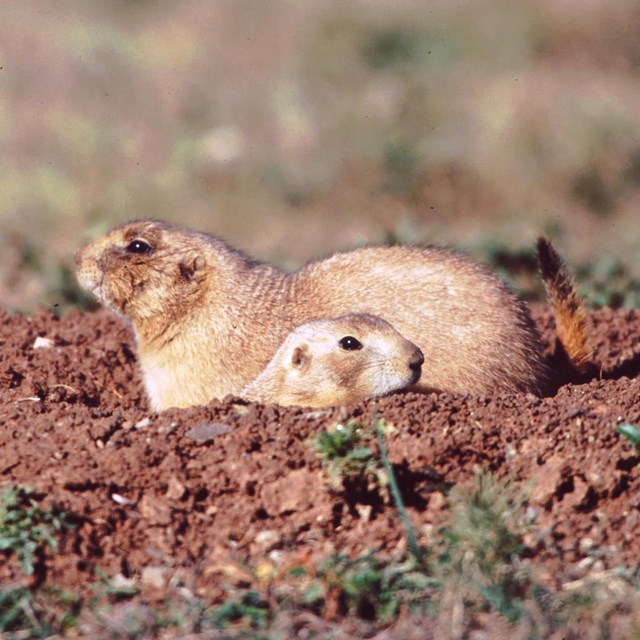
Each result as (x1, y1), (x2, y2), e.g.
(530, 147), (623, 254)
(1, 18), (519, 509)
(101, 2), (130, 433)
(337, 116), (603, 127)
(432, 472), (536, 627)
(0, 485), (76, 576)
(0, 585), (82, 635)
(210, 590), (271, 631)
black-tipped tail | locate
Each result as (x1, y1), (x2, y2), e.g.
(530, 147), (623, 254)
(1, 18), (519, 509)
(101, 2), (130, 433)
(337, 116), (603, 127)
(536, 237), (593, 376)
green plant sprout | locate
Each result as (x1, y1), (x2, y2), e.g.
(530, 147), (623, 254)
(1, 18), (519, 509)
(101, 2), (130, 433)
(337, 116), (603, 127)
(313, 419), (387, 488)
(616, 423), (640, 450)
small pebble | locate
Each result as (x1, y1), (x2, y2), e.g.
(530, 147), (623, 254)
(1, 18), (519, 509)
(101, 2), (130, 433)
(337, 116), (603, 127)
(33, 336), (55, 349)
(186, 422), (233, 444)
(111, 493), (135, 506)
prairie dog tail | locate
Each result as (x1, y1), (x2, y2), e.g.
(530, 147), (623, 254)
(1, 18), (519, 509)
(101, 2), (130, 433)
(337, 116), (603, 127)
(536, 237), (593, 374)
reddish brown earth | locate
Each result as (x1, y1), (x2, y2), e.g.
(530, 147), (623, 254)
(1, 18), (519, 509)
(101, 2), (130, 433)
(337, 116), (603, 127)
(1, 305), (639, 610)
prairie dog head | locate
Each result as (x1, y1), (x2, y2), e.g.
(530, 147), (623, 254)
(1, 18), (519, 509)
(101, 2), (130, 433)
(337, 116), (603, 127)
(242, 313), (424, 408)
(75, 220), (210, 343)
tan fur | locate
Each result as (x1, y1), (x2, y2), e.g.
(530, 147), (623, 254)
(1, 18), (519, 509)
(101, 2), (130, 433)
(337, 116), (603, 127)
(76, 219), (550, 410)
(241, 314), (424, 407)
(536, 237), (593, 374)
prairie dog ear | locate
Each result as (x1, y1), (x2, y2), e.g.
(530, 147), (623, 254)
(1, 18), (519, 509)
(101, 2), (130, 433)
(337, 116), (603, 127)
(179, 254), (206, 282)
(291, 344), (311, 370)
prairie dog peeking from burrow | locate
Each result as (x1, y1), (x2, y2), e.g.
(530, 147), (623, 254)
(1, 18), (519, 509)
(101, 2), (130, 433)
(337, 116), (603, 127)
(241, 314), (424, 408)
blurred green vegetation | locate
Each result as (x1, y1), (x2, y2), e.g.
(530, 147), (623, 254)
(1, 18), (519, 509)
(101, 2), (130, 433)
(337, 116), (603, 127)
(5, 470), (640, 638)
(0, 484), (76, 577)
(1, 0), (639, 311)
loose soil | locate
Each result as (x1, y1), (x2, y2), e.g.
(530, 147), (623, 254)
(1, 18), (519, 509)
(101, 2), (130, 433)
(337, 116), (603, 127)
(1, 305), (639, 615)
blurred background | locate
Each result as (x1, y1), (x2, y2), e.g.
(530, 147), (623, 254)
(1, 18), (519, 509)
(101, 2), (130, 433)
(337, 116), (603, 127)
(1, 0), (639, 311)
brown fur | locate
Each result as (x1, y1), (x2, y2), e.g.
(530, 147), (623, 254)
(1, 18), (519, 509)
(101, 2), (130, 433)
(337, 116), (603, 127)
(536, 237), (593, 374)
(76, 219), (554, 410)
(241, 314), (424, 407)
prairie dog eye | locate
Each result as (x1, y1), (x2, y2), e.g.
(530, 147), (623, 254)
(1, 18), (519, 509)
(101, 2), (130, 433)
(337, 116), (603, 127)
(126, 239), (153, 254)
(339, 336), (362, 351)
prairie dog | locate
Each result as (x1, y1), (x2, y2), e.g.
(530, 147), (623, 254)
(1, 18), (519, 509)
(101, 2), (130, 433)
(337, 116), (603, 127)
(75, 219), (585, 410)
(240, 313), (424, 408)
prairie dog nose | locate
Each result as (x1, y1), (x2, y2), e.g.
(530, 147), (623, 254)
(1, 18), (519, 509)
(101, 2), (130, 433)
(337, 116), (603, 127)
(409, 347), (424, 373)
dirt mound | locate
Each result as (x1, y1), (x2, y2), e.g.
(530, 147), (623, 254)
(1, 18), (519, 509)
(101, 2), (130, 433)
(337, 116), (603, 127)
(1, 305), (639, 610)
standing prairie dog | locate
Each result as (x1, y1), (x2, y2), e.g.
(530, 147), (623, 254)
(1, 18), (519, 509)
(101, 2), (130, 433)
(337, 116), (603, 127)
(240, 313), (424, 408)
(75, 219), (588, 410)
